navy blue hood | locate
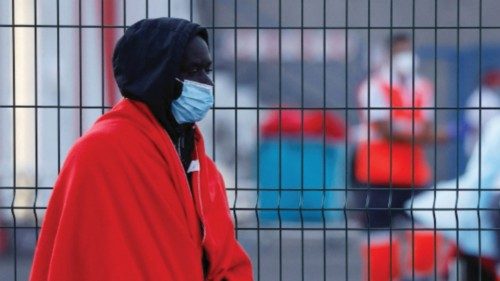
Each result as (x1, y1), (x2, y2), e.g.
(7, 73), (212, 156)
(112, 17), (208, 139)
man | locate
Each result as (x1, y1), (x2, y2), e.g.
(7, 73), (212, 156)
(354, 33), (448, 280)
(410, 115), (500, 281)
(30, 18), (253, 281)
(464, 70), (500, 155)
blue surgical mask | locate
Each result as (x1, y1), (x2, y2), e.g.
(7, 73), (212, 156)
(171, 79), (214, 124)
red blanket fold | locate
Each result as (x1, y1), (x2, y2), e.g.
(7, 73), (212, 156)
(30, 98), (253, 281)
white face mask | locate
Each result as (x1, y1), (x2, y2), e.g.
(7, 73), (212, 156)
(392, 51), (419, 77)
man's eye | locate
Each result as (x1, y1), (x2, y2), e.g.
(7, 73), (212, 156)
(206, 68), (213, 74)
(190, 67), (199, 74)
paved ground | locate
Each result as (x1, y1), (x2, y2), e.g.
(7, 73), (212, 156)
(238, 228), (364, 281)
(0, 220), (464, 281)
(0, 222), (363, 281)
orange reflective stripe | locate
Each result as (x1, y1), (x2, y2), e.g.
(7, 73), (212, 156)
(380, 81), (426, 121)
(355, 78), (431, 186)
(361, 239), (401, 281)
(354, 140), (430, 186)
(404, 231), (457, 279)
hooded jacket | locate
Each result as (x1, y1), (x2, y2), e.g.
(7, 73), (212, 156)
(30, 18), (253, 281)
(113, 17), (207, 170)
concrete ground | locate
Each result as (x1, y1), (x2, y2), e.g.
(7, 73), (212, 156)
(1, 219), (464, 281)
(0, 223), (362, 281)
(238, 227), (364, 281)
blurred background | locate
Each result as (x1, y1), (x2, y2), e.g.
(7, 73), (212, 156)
(1, 0), (500, 280)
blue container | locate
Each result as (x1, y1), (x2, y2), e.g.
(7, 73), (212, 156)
(257, 138), (345, 222)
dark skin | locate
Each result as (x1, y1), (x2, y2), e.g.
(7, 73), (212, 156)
(172, 36), (214, 170)
(178, 36), (214, 87)
(173, 35), (213, 132)
(373, 39), (449, 144)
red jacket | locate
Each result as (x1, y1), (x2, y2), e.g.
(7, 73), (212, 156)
(355, 76), (432, 187)
(30, 99), (253, 281)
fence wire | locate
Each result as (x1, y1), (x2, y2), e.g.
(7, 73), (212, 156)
(0, 0), (499, 280)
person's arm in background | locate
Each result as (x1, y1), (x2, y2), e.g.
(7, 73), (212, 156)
(372, 121), (448, 144)
(370, 79), (449, 145)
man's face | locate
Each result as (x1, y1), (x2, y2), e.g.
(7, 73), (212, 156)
(391, 40), (416, 77)
(179, 36), (214, 86)
(392, 40), (411, 56)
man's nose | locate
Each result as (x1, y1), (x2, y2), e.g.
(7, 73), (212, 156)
(201, 73), (214, 87)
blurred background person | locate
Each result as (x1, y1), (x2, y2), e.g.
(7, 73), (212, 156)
(464, 69), (500, 156)
(410, 114), (500, 281)
(353, 33), (450, 281)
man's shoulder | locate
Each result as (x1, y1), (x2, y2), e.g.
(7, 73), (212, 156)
(68, 117), (139, 162)
(411, 75), (431, 90)
(66, 128), (119, 167)
(79, 103), (156, 147)
(358, 74), (387, 92)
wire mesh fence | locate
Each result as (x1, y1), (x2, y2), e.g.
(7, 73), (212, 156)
(0, 0), (499, 280)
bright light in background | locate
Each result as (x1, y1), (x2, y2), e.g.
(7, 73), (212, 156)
(0, 0), (203, 226)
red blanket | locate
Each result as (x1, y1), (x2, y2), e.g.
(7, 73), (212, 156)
(30, 99), (252, 281)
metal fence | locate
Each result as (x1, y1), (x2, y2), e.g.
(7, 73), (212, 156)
(1, 0), (499, 280)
